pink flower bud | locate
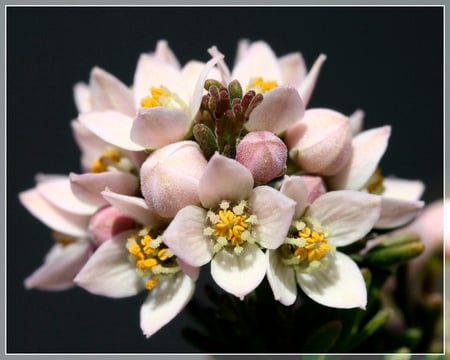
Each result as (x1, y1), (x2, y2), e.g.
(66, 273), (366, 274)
(88, 206), (137, 246)
(300, 175), (327, 204)
(285, 108), (352, 176)
(236, 130), (287, 184)
(140, 141), (208, 218)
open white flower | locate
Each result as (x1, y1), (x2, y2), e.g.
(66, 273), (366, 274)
(162, 153), (296, 299)
(266, 176), (381, 308)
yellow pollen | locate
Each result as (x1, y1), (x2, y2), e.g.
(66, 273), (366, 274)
(91, 147), (123, 173)
(214, 209), (248, 246)
(293, 226), (331, 262)
(145, 278), (159, 290)
(250, 77), (279, 93)
(140, 87), (170, 108)
(366, 168), (385, 194)
(51, 232), (77, 247)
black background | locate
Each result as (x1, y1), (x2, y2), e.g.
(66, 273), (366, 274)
(7, 6), (443, 353)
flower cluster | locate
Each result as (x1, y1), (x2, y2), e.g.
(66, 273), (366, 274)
(19, 40), (427, 340)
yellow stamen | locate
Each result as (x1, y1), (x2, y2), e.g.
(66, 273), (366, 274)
(91, 147), (127, 173)
(214, 209), (248, 246)
(140, 87), (170, 108)
(145, 278), (159, 290)
(249, 77), (278, 93)
(293, 226), (332, 262)
(52, 231), (77, 247)
(366, 168), (385, 194)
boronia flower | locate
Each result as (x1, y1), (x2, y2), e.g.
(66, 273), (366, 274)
(266, 176), (381, 308)
(162, 153), (296, 299)
(74, 188), (199, 338)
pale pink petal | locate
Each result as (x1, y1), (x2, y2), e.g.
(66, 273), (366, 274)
(140, 272), (195, 338)
(296, 252), (367, 309)
(37, 176), (98, 215)
(73, 82), (92, 113)
(382, 178), (425, 201)
(89, 67), (135, 117)
(280, 175), (308, 219)
(24, 240), (92, 291)
(176, 258), (200, 281)
(327, 126), (391, 191)
(266, 249), (297, 306)
(162, 205), (213, 267)
(130, 107), (190, 149)
(231, 41), (283, 88)
(19, 188), (89, 237)
(247, 85), (305, 134)
(375, 197), (424, 229)
(153, 40), (181, 69)
(248, 186), (296, 249)
(308, 190), (381, 247)
(182, 59), (222, 99)
(349, 109), (365, 136)
(70, 172), (139, 207)
(78, 111), (144, 151)
(74, 231), (144, 298)
(234, 39), (250, 64)
(101, 189), (166, 228)
(211, 243), (266, 299)
(278, 52), (307, 88)
(133, 54), (189, 109)
(199, 153), (254, 209)
(298, 54), (327, 107)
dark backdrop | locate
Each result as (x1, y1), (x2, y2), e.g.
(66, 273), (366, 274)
(7, 6), (443, 353)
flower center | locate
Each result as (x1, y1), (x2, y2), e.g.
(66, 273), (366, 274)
(126, 226), (179, 290)
(283, 219), (335, 272)
(247, 77), (278, 93)
(364, 168), (385, 194)
(204, 200), (257, 255)
(52, 231), (77, 246)
(140, 86), (187, 109)
(91, 147), (134, 173)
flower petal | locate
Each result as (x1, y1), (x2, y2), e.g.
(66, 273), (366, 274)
(278, 52), (307, 88)
(266, 249), (297, 306)
(308, 190), (381, 247)
(199, 153), (254, 209)
(78, 111), (144, 151)
(162, 205), (213, 267)
(348, 109), (365, 136)
(211, 243), (266, 299)
(74, 231), (144, 298)
(382, 178), (425, 201)
(70, 172), (139, 207)
(247, 85), (305, 134)
(19, 188), (89, 237)
(140, 272), (195, 338)
(296, 251), (367, 309)
(24, 240), (92, 291)
(375, 197), (425, 229)
(89, 67), (135, 117)
(176, 258), (200, 281)
(153, 39), (181, 69)
(73, 82), (92, 113)
(130, 107), (190, 149)
(249, 186), (296, 249)
(298, 54), (327, 107)
(328, 126), (391, 191)
(280, 175), (308, 219)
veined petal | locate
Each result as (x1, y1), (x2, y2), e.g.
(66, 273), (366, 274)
(140, 272), (195, 338)
(24, 240), (91, 291)
(382, 178), (425, 201)
(247, 85), (305, 134)
(37, 176), (98, 215)
(280, 175), (308, 219)
(74, 231), (144, 298)
(296, 251), (367, 309)
(232, 41), (283, 87)
(101, 188), (167, 228)
(308, 190), (381, 247)
(162, 205), (213, 267)
(70, 172), (139, 207)
(298, 54), (327, 107)
(78, 111), (144, 151)
(89, 66), (135, 117)
(199, 153), (254, 210)
(130, 107), (190, 149)
(328, 126), (391, 191)
(375, 197), (424, 229)
(73, 82), (92, 113)
(278, 52), (307, 89)
(266, 249), (297, 306)
(19, 188), (89, 237)
(249, 186), (296, 249)
(211, 243), (266, 300)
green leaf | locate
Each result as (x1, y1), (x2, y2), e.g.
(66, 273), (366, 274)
(302, 320), (343, 353)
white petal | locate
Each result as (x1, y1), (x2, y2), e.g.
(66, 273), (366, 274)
(162, 205), (213, 267)
(280, 175), (308, 219)
(73, 82), (92, 113)
(249, 186), (296, 249)
(78, 111), (144, 151)
(298, 54), (327, 107)
(153, 39), (181, 69)
(278, 52), (307, 88)
(266, 249), (297, 306)
(74, 231), (144, 298)
(24, 240), (91, 291)
(19, 188), (89, 237)
(375, 197), (425, 229)
(308, 190), (381, 247)
(199, 153), (254, 209)
(382, 178), (425, 201)
(140, 272), (195, 338)
(296, 252), (367, 309)
(211, 243), (266, 299)
(348, 109), (365, 136)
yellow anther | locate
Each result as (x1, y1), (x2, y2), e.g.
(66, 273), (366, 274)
(145, 278), (159, 290)
(52, 231), (77, 247)
(151, 87), (169, 99)
(90, 147), (123, 173)
(157, 248), (172, 261)
(141, 87), (170, 108)
(293, 225), (331, 263)
(250, 77), (278, 93)
(366, 168), (385, 194)
(141, 96), (161, 108)
(214, 209), (248, 246)
(91, 159), (106, 173)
